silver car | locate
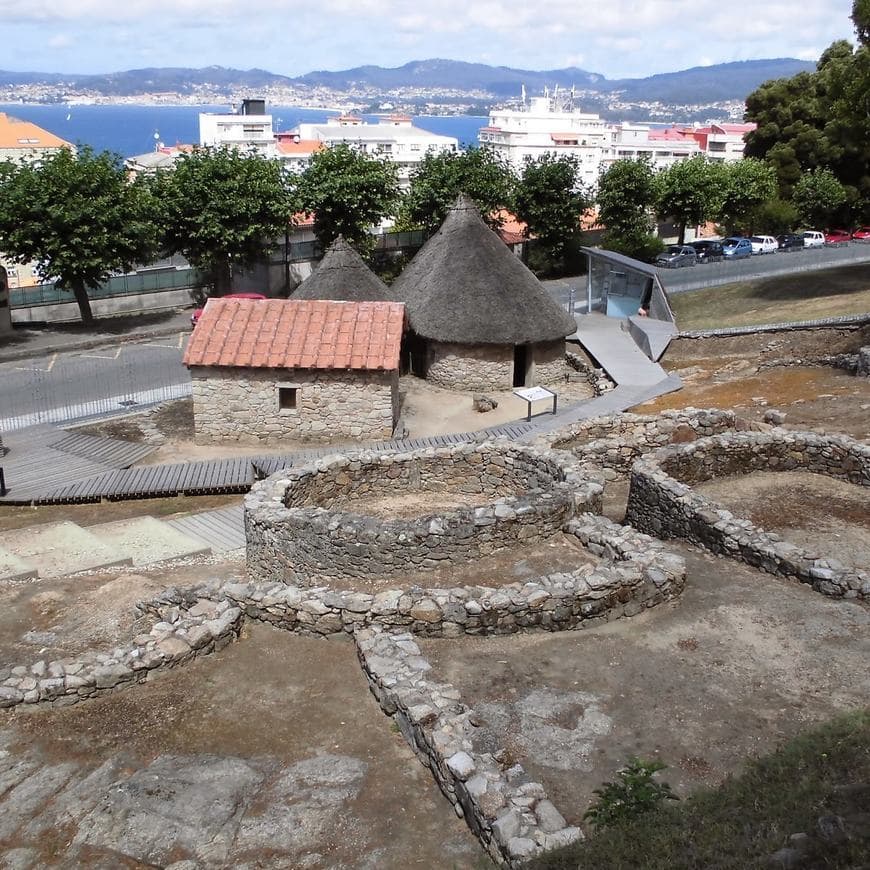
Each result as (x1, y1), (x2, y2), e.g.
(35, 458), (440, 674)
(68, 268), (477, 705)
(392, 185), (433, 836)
(655, 245), (697, 268)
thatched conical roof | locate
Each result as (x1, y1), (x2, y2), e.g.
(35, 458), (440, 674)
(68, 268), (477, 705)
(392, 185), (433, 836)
(391, 195), (576, 345)
(293, 235), (390, 301)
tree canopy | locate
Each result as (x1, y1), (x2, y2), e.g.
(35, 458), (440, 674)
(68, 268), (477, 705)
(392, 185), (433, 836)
(596, 158), (661, 260)
(294, 143), (399, 252)
(0, 146), (156, 324)
(792, 167), (848, 228)
(654, 156), (727, 243)
(154, 145), (292, 296)
(716, 158), (778, 234)
(401, 147), (515, 233)
(513, 153), (590, 273)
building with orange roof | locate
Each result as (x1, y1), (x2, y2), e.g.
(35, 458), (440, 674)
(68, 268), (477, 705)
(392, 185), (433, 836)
(184, 298), (405, 443)
(0, 112), (72, 165)
(275, 135), (325, 173)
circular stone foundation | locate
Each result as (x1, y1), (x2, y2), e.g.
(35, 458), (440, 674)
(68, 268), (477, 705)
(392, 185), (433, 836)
(245, 440), (604, 587)
(626, 429), (870, 599)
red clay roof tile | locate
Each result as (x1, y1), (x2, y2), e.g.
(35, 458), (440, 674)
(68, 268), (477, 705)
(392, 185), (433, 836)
(183, 299), (406, 371)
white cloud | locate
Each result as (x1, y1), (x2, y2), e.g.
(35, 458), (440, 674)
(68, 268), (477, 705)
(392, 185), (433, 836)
(47, 33), (73, 48)
(0, 0), (857, 76)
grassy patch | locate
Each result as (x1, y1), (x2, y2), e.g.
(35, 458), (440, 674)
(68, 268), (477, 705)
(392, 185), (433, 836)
(528, 709), (870, 870)
(670, 264), (870, 331)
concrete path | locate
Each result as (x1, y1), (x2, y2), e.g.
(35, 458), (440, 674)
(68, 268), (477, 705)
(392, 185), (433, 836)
(166, 504), (246, 552)
(573, 313), (669, 386)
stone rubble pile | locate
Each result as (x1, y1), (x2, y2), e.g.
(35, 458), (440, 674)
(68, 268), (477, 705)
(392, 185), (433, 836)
(356, 627), (583, 866)
(565, 351), (614, 395)
(626, 430), (869, 599)
(0, 599), (242, 711)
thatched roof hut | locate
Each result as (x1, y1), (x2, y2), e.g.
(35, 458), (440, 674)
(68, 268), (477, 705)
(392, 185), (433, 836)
(391, 195), (574, 391)
(392, 195), (576, 344)
(293, 235), (390, 302)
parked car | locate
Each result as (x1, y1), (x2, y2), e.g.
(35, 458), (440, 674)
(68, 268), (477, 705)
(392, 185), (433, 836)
(776, 233), (805, 251)
(802, 230), (825, 248)
(655, 244), (697, 268)
(824, 229), (852, 245)
(852, 226), (870, 240)
(721, 237), (753, 259)
(191, 292), (268, 327)
(690, 239), (724, 263)
(749, 235), (778, 255)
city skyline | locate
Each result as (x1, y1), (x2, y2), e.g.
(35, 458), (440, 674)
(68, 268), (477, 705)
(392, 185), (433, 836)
(1, 0), (857, 80)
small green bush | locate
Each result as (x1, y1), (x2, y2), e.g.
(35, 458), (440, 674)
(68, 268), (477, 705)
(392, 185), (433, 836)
(583, 757), (678, 829)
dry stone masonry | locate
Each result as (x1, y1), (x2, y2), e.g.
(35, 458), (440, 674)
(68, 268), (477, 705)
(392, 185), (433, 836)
(626, 430), (870, 599)
(246, 440), (605, 586)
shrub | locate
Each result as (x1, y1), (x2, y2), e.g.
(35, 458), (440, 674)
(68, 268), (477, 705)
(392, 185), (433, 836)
(583, 757), (678, 829)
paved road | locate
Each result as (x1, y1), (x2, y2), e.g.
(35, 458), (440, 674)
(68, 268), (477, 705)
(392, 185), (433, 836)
(0, 333), (189, 430)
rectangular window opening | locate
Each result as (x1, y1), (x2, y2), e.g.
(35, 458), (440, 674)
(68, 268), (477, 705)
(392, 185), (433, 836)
(278, 386), (298, 410)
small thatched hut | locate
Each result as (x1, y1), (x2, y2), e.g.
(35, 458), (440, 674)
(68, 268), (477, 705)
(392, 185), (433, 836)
(391, 195), (576, 391)
(293, 235), (390, 301)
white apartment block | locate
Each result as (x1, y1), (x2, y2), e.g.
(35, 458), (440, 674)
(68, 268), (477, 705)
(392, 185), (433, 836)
(293, 114), (459, 187)
(199, 99), (277, 156)
(479, 95), (755, 185)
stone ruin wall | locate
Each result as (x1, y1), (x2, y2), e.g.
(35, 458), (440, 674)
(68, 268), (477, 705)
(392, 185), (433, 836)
(536, 407), (765, 474)
(190, 366), (398, 444)
(246, 442), (605, 587)
(626, 430), (870, 600)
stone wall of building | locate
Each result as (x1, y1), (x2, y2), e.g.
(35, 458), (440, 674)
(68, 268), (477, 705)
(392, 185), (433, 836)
(858, 346), (870, 377)
(190, 366), (398, 444)
(626, 431), (869, 599)
(532, 340), (568, 386)
(246, 441), (605, 586)
(426, 342), (514, 391)
(425, 340), (571, 391)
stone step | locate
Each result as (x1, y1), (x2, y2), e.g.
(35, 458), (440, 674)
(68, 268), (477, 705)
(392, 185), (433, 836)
(85, 516), (212, 567)
(165, 504), (245, 553)
(0, 546), (38, 582)
(1, 522), (132, 579)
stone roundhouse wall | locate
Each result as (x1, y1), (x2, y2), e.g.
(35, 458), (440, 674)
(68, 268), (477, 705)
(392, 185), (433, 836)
(537, 408), (760, 473)
(246, 441), (604, 586)
(190, 365), (398, 444)
(626, 430), (870, 599)
(425, 339), (568, 391)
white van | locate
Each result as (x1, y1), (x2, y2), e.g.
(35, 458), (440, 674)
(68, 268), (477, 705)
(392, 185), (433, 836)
(802, 231), (825, 248)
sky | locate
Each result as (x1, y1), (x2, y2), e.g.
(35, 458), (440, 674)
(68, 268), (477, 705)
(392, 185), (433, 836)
(0, 0), (858, 79)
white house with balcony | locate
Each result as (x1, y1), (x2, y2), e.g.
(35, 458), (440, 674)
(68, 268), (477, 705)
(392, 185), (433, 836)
(292, 114), (458, 188)
(198, 99), (277, 156)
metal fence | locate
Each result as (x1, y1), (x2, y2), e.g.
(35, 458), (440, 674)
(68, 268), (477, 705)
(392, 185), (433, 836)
(0, 350), (191, 432)
(10, 267), (200, 308)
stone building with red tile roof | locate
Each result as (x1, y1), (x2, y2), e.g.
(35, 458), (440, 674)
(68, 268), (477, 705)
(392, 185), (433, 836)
(183, 298), (405, 443)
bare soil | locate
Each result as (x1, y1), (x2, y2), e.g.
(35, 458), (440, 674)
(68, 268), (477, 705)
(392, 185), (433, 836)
(1, 625), (486, 869)
(420, 544), (870, 829)
(694, 470), (870, 568)
(326, 533), (599, 593)
(635, 361), (870, 441)
(0, 554), (246, 664)
(338, 490), (495, 520)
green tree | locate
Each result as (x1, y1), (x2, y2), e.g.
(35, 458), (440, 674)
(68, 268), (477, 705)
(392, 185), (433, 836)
(792, 167), (848, 228)
(154, 146), (292, 296)
(854, 0), (870, 44)
(294, 143), (399, 252)
(0, 146), (156, 324)
(752, 198), (799, 235)
(596, 158), (660, 259)
(654, 156), (727, 243)
(401, 147), (515, 233)
(513, 153), (591, 274)
(716, 158), (778, 234)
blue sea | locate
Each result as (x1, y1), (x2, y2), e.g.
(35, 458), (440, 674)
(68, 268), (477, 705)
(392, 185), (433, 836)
(0, 103), (487, 157)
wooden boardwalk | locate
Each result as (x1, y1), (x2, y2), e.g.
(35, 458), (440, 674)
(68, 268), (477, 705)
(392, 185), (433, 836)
(1, 371), (677, 506)
(166, 504), (246, 552)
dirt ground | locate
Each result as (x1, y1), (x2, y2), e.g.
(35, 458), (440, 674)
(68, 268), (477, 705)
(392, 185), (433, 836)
(636, 359), (870, 440)
(420, 544), (870, 830)
(694, 470), (870, 568)
(0, 625), (486, 869)
(333, 490), (491, 519)
(326, 533), (599, 593)
(0, 552), (246, 663)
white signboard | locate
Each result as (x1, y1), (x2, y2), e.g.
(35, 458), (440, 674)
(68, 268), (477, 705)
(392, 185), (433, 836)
(513, 386), (554, 402)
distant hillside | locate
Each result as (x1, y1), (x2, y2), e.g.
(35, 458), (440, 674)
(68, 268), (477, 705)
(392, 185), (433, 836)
(0, 57), (816, 104)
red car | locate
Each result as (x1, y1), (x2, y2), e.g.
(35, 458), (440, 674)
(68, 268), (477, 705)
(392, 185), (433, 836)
(191, 292), (267, 327)
(824, 229), (852, 245)
(851, 226), (870, 240)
